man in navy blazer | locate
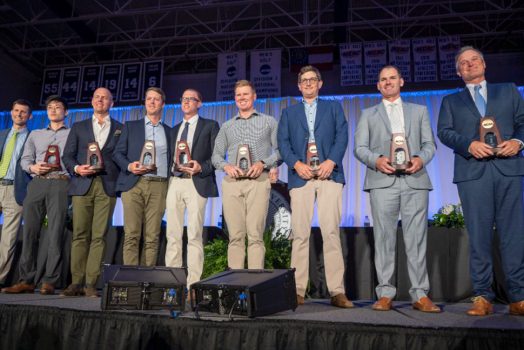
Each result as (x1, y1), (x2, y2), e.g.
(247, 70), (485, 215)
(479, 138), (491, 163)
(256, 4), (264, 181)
(113, 87), (172, 266)
(277, 65), (352, 308)
(438, 46), (524, 316)
(165, 89), (219, 291)
(61, 87), (123, 297)
(0, 99), (32, 288)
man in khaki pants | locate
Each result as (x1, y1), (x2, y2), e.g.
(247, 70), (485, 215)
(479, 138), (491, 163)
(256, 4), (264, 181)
(165, 89), (219, 290)
(113, 87), (171, 266)
(61, 88), (123, 297)
(212, 80), (279, 269)
(277, 66), (352, 308)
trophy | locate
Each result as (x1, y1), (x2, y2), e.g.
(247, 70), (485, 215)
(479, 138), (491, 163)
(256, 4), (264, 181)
(390, 133), (411, 173)
(236, 144), (252, 178)
(306, 142), (320, 178)
(175, 141), (192, 168)
(139, 140), (157, 172)
(43, 145), (61, 170)
(86, 142), (104, 171)
(479, 117), (503, 155)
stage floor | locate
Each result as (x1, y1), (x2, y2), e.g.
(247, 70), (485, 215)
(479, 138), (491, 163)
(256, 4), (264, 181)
(1, 292), (524, 349)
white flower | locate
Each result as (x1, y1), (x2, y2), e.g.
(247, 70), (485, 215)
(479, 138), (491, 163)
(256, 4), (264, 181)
(441, 204), (454, 215)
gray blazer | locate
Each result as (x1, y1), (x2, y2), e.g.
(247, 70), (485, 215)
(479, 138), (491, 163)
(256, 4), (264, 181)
(354, 101), (436, 191)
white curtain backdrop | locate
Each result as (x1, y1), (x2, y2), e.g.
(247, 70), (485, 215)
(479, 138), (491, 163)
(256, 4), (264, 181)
(2, 87), (522, 227)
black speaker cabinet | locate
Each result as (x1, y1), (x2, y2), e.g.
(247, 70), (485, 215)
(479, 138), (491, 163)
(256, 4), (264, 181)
(101, 265), (187, 311)
(191, 269), (297, 317)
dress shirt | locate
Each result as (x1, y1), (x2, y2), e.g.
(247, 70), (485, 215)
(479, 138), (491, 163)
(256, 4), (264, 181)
(175, 114), (199, 152)
(383, 97), (405, 133)
(21, 125), (70, 176)
(144, 116), (168, 178)
(92, 114), (111, 149)
(2, 127), (29, 180)
(212, 110), (279, 170)
(303, 98), (318, 142)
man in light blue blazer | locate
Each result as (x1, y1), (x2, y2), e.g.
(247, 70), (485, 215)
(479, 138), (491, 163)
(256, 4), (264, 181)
(438, 46), (524, 316)
(278, 65), (352, 308)
(354, 65), (440, 312)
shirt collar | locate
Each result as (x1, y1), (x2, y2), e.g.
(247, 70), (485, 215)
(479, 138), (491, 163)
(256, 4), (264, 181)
(46, 124), (68, 131)
(302, 97), (319, 106)
(92, 114), (110, 125)
(234, 110), (259, 120)
(182, 114), (199, 126)
(382, 97), (402, 108)
(11, 127), (28, 135)
(466, 80), (487, 91)
(144, 115), (163, 126)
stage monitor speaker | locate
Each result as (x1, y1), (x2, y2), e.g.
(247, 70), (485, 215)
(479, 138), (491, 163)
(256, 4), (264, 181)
(101, 265), (187, 311)
(191, 269), (297, 318)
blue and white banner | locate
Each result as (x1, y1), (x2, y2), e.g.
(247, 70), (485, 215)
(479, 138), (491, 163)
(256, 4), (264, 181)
(364, 41), (387, 85)
(388, 40), (412, 82)
(79, 66), (102, 104)
(101, 64), (122, 101)
(40, 69), (62, 105)
(439, 36), (461, 80)
(339, 43), (363, 86)
(250, 49), (281, 98)
(120, 63), (142, 102)
(216, 52), (246, 101)
(60, 67), (81, 104)
(413, 37), (438, 82)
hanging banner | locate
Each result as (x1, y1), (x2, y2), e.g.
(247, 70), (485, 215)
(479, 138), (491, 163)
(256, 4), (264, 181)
(216, 52), (246, 101)
(60, 67), (81, 104)
(413, 37), (438, 82)
(79, 66), (102, 103)
(364, 41), (387, 85)
(439, 36), (461, 80)
(388, 40), (412, 82)
(250, 49), (281, 98)
(142, 60), (164, 97)
(101, 64), (122, 102)
(40, 68), (62, 106)
(120, 63), (143, 102)
(339, 43), (363, 86)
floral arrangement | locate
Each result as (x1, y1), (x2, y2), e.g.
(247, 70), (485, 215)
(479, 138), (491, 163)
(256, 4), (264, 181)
(432, 203), (465, 229)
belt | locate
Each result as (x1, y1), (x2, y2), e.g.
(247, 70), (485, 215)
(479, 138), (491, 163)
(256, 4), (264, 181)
(36, 174), (70, 180)
(141, 176), (168, 182)
(0, 179), (14, 186)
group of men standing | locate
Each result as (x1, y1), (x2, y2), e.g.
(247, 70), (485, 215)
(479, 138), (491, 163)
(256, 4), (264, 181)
(0, 46), (523, 316)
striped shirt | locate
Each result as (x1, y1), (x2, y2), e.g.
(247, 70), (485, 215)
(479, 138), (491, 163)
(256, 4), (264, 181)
(212, 111), (280, 170)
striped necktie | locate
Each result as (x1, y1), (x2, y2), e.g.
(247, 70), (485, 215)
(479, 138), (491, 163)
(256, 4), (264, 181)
(474, 85), (486, 116)
(389, 103), (404, 133)
(0, 131), (18, 178)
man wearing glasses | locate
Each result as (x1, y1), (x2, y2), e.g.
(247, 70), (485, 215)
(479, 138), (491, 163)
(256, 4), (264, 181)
(113, 87), (171, 266)
(277, 65), (352, 308)
(165, 89), (219, 293)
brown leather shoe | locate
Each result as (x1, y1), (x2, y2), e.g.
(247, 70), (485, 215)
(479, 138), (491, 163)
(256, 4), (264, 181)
(372, 297), (393, 311)
(509, 300), (524, 316)
(60, 284), (85, 297)
(330, 293), (354, 308)
(413, 296), (441, 313)
(297, 294), (305, 305)
(1, 282), (35, 294)
(40, 283), (55, 295)
(84, 286), (98, 298)
(467, 296), (493, 316)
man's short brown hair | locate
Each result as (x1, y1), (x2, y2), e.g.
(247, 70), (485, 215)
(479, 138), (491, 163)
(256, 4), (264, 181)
(145, 87), (166, 103)
(234, 80), (256, 94)
(12, 99), (33, 114)
(298, 65), (322, 84)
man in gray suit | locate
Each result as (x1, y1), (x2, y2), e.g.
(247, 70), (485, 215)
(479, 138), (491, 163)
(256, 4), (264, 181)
(354, 65), (440, 312)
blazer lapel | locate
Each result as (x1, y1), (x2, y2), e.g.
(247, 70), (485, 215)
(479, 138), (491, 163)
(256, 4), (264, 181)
(297, 104), (309, 134)
(401, 102), (411, 137)
(377, 103), (392, 135)
(313, 99), (325, 133)
(458, 88), (481, 118)
(192, 119), (204, 152)
(485, 83), (497, 118)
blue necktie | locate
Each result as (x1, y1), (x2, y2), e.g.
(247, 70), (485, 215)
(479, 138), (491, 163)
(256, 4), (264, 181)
(474, 85), (486, 116)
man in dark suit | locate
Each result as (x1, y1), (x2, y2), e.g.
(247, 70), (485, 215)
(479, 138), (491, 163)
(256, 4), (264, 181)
(165, 89), (219, 290)
(113, 87), (171, 266)
(438, 46), (524, 316)
(0, 99), (32, 288)
(277, 65), (352, 308)
(61, 87), (123, 297)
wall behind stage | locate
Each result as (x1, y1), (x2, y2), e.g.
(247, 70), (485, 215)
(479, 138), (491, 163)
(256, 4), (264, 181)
(1, 87), (523, 227)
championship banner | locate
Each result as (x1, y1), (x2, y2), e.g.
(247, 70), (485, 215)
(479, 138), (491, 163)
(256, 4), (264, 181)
(388, 40), (411, 82)
(250, 49), (281, 98)
(439, 36), (461, 80)
(216, 52), (246, 101)
(364, 41), (387, 85)
(120, 62), (142, 102)
(339, 43), (363, 86)
(101, 64), (122, 101)
(79, 66), (102, 103)
(142, 60), (163, 95)
(413, 37), (438, 82)
(40, 68), (62, 105)
(60, 67), (81, 104)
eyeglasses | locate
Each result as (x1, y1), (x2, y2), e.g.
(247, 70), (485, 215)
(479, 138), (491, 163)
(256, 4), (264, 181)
(299, 77), (319, 85)
(180, 97), (200, 103)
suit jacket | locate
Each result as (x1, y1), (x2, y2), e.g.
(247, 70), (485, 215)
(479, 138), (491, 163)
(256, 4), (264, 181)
(113, 119), (172, 192)
(437, 83), (524, 183)
(0, 129), (31, 205)
(62, 117), (123, 197)
(278, 99), (348, 190)
(354, 101), (436, 191)
(170, 117), (219, 198)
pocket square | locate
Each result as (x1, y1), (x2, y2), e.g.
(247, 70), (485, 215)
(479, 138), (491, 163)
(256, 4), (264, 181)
(114, 129), (122, 136)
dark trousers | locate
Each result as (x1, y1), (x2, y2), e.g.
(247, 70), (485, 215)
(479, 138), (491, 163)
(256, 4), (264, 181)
(457, 163), (524, 302)
(18, 177), (69, 285)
